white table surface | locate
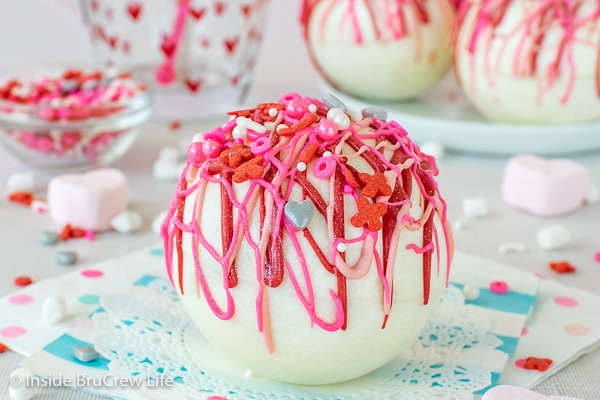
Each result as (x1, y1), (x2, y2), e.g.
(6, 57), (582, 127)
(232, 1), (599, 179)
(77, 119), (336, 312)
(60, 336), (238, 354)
(1, 0), (600, 399)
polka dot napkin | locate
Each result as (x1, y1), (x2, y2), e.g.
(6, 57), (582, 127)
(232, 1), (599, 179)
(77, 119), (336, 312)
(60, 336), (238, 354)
(0, 248), (599, 392)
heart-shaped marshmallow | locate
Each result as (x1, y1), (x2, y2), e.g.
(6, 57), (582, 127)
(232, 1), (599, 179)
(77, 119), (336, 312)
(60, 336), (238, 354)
(284, 200), (315, 229)
(47, 169), (128, 231)
(502, 155), (589, 217)
(482, 385), (583, 400)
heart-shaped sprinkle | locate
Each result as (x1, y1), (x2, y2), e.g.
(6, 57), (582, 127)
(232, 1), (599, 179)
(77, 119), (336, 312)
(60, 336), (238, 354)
(184, 78), (201, 93)
(224, 37), (240, 55)
(323, 94), (347, 112)
(361, 107), (387, 120)
(284, 200), (315, 229)
(189, 6), (206, 20)
(214, 1), (226, 15)
(482, 385), (582, 400)
(126, 2), (142, 21)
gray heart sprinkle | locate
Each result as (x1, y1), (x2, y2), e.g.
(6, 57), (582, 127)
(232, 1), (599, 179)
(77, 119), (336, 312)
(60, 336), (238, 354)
(284, 200), (315, 230)
(361, 107), (388, 120)
(323, 94), (347, 112)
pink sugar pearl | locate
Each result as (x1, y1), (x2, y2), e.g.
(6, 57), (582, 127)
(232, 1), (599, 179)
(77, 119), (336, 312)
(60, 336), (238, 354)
(285, 98), (307, 119)
(202, 139), (223, 158)
(188, 142), (207, 166)
(316, 120), (338, 139)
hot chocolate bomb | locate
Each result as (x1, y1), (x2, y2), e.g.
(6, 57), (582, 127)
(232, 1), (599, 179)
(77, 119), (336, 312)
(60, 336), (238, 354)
(162, 94), (453, 385)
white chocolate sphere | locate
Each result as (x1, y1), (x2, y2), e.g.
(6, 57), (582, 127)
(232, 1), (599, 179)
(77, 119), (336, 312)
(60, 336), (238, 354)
(163, 95), (453, 385)
(453, 0), (600, 124)
(303, 0), (456, 101)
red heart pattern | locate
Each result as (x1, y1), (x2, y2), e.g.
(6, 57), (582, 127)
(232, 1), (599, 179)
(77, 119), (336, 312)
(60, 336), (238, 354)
(189, 6), (206, 20)
(108, 36), (118, 50)
(126, 2), (142, 21)
(241, 4), (252, 18)
(224, 37), (239, 55)
(160, 36), (176, 57)
(105, 7), (114, 20)
(214, 1), (226, 15)
(199, 38), (211, 48)
(122, 40), (131, 54)
(230, 75), (241, 86)
(185, 79), (202, 93)
(90, 0), (99, 12)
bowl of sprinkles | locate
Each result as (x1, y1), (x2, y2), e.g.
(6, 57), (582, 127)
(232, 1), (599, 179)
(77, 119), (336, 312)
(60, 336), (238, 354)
(0, 68), (151, 171)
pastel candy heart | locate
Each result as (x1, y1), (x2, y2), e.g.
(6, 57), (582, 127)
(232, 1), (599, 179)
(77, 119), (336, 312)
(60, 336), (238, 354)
(502, 155), (589, 217)
(482, 385), (583, 400)
(47, 169), (128, 231)
(284, 200), (315, 229)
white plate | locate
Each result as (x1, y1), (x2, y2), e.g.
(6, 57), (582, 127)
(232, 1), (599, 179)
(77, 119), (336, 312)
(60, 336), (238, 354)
(319, 76), (600, 156)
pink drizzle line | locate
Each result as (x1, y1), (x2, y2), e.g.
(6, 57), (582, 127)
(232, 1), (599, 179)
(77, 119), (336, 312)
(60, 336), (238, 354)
(161, 93), (452, 353)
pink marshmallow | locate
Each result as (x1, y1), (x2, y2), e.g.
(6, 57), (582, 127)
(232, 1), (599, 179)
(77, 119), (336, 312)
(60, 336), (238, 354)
(47, 168), (128, 231)
(482, 385), (582, 400)
(502, 155), (589, 217)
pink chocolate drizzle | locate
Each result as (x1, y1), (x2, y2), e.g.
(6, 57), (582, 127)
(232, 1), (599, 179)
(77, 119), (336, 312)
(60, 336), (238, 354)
(452, 0), (600, 103)
(161, 93), (451, 352)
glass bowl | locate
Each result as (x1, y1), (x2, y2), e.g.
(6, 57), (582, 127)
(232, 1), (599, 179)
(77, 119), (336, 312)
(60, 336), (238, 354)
(0, 69), (152, 171)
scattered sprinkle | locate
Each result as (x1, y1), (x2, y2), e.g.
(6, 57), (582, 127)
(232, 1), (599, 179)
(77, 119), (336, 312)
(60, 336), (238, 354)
(169, 120), (181, 131)
(41, 295), (67, 323)
(523, 356), (553, 372)
(296, 161), (307, 172)
(336, 243), (347, 252)
(38, 231), (60, 246)
(14, 276), (33, 287)
(307, 104), (317, 113)
(343, 184), (354, 194)
(323, 151), (333, 157)
(536, 224), (571, 250)
(8, 191), (35, 207)
(268, 107), (278, 117)
(350, 197), (388, 232)
(462, 196), (488, 218)
(0, 342), (7, 353)
(594, 251), (600, 263)
(549, 261), (576, 274)
(489, 280), (508, 294)
(56, 251), (78, 266)
(73, 345), (100, 362)
(498, 242), (526, 254)
(462, 284), (480, 301)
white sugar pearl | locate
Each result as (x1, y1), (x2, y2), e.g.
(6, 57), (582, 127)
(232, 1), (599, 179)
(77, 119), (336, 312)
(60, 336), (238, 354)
(111, 211), (143, 233)
(585, 181), (599, 204)
(152, 210), (169, 234)
(276, 124), (288, 132)
(153, 159), (181, 181)
(462, 284), (480, 301)
(333, 113), (351, 130)
(419, 141), (446, 160)
(296, 162), (307, 172)
(307, 104), (317, 113)
(336, 243), (347, 252)
(9, 368), (36, 400)
(6, 172), (35, 194)
(268, 107), (278, 117)
(326, 107), (344, 120)
(232, 126), (245, 139)
(498, 242), (526, 254)
(462, 197), (488, 218)
(323, 151), (333, 157)
(537, 224), (571, 250)
(158, 146), (180, 163)
(42, 295), (67, 323)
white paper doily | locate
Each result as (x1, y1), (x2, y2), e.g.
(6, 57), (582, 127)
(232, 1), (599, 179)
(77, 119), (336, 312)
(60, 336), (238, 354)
(92, 277), (508, 400)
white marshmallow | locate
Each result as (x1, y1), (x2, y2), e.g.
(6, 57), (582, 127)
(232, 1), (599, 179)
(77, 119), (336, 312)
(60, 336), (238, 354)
(42, 295), (67, 324)
(537, 225), (571, 250)
(110, 211), (143, 233)
(158, 146), (181, 163)
(585, 182), (600, 204)
(498, 242), (526, 254)
(153, 160), (181, 181)
(152, 210), (169, 234)
(6, 172), (35, 194)
(462, 284), (480, 301)
(462, 197), (488, 218)
(9, 368), (36, 400)
(419, 142), (446, 160)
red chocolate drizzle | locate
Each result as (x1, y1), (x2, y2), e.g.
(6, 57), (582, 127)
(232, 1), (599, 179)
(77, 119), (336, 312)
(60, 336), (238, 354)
(220, 175), (238, 288)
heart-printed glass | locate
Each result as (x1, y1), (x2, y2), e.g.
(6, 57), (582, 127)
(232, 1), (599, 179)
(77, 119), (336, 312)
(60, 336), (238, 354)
(82, 0), (270, 120)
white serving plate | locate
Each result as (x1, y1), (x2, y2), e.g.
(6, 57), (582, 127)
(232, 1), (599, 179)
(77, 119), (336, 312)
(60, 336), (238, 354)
(319, 75), (600, 157)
